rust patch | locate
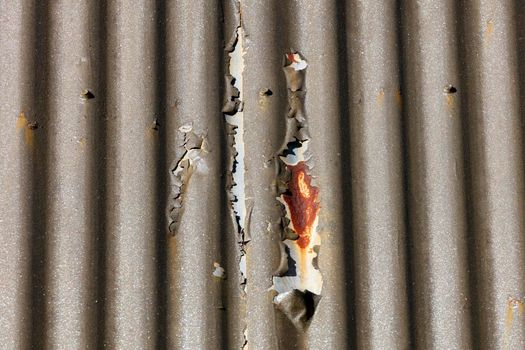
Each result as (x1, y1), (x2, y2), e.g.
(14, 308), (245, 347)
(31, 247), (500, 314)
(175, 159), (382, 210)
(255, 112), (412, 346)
(446, 94), (455, 111)
(444, 85), (457, 113)
(281, 162), (320, 249)
(273, 52), (322, 328)
(376, 88), (385, 106)
(395, 89), (403, 109)
(16, 112), (36, 148)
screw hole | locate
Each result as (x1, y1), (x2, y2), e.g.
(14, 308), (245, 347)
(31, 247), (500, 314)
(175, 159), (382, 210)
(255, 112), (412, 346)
(444, 85), (457, 94)
(81, 89), (95, 99)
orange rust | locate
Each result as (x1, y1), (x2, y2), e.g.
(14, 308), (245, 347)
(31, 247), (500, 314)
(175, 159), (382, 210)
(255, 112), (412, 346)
(505, 299), (514, 330)
(376, 88), (385, 106)
(504, 297), (524, 348)
(16, 112), (35, 148)
(395, 89), (403, 109)
(485, 20), (494, 44)
(446, 94), (455, 112)
(282, 161), (319, 249)
(286, 53), (297, 63)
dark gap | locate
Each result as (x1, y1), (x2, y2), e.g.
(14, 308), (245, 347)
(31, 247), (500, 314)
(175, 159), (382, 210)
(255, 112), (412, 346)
(455, 0), (482, 348)
(92, 0), (108, 348)
(218, 1), (231, 349)
(25, 1), (51, 348)
(303, 291), (321, 321)
(154, 0), (168, 348)
(282, 246), (297, 276)
(281, 138), (303, 157)
(395, 0), (417, 347)
(334, 0), (357, 348)
(514, 0), (525, 180)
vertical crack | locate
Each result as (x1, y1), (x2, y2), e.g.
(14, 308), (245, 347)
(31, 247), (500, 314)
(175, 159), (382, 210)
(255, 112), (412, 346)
(222, 1), (249, 347)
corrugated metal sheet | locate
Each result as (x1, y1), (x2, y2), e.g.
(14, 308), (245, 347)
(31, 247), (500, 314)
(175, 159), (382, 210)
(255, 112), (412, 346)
(1, 0), (524, 349)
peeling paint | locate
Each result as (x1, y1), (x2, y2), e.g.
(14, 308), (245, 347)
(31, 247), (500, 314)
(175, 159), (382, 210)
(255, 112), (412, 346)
(272, 52), (322, 329)
(223, 3), (250, 347)
(167, 129), (208, 234)
(242, 328), (248, 350)
(223, 8), (249, 295)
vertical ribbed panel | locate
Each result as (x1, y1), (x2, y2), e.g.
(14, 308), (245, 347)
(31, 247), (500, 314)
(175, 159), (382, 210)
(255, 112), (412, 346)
(242, 1), (285, 348)
(401, 0), (472, 348)
(293, 1), (349, 348)
(165, 1), (226, 348)
(45, 1), (101, 348)
(1, 1), (525, 349)
(347, 0), (410, 348)
(0, 2), (30, 349)
(105, 1), (159, 347)
(461, 0), (525, 348)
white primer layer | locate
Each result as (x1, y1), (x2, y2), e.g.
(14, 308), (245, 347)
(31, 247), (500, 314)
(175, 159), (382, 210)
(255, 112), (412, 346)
(226, 26), (247, 236)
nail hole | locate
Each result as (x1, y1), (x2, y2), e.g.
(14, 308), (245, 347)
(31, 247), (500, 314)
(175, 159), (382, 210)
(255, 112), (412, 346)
(260, 88), (273, 96)
(81, 89), (95, 99)
(444, 85), (457, 94)
(151, 118), (160, 130)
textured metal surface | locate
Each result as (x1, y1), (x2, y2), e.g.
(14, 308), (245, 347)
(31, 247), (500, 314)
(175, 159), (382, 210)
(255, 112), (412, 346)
(1, 0), (524, 349)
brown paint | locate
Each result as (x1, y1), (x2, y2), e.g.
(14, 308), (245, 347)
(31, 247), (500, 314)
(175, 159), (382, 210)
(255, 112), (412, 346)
(282, 161), (319, 249)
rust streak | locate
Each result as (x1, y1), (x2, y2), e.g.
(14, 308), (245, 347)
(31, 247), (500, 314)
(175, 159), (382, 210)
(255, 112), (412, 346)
(504, 297), (524, 349)
(16, 112), (35, 148)
(282, 161), (319, 249)
(376, 88), (385, 106)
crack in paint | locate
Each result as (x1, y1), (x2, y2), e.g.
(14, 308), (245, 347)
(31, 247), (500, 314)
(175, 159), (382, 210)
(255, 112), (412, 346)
(272, 52), (322, 329)
(223, 3), (250, 347)
(167, 128), (208, 234)
(223, 5), (249, 291)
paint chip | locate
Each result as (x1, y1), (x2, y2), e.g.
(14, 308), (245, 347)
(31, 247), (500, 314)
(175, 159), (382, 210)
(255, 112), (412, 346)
(285, 52), (308, 71)
(213, 262), (226, 279)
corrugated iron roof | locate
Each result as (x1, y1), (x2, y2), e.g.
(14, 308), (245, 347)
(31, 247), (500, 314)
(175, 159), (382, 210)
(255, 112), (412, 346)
(1, 0), (524, 349)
